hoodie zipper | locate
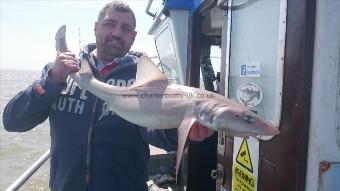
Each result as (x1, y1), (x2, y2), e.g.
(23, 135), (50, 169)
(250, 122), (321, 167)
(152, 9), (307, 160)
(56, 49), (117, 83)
(85, 97), (98, 189)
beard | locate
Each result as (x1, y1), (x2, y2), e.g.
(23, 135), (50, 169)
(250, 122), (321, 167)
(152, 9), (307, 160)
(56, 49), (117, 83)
(102, 39), (127, 58)
(95, 32), (135, 63)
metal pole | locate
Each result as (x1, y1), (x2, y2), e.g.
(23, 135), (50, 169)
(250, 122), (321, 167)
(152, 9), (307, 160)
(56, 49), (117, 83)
(6, 149), (50, 191)
(145, 0), (156, 18)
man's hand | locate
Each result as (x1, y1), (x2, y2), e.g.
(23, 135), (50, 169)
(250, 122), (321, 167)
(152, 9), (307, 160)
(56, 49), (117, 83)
(49, 52), (80, 84)
(188, 123), (215, 142)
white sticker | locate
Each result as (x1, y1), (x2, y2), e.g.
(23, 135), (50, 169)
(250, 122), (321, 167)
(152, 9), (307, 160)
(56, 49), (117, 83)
(237, 82), (263, 108)
(240, 61), (261, 77)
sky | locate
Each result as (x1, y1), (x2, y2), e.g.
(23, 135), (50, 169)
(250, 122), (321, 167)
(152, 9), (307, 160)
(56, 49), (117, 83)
(0, 0), (163, 71)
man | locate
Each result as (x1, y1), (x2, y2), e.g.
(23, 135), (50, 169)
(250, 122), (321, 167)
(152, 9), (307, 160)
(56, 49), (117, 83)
(3, 1), (213, 190)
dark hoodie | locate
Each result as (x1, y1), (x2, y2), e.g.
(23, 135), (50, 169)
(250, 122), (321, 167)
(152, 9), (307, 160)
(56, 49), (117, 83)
(2, 44), (178, 191)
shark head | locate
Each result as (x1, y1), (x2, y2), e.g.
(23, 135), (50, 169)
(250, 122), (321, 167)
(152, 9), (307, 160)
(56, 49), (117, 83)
(210, 105), (280, 137)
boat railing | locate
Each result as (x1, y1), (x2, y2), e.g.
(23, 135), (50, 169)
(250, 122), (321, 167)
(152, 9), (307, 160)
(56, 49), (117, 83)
(5, 149), (50, 191)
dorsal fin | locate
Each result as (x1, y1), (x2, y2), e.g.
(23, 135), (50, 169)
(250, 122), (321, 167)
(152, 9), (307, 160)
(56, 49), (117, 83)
(132, 56), (168, 87)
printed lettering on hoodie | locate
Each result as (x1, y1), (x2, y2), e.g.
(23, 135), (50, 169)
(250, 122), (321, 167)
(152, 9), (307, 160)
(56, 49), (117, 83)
(51, 76), (135, 117)
(98, 78), (135, 120)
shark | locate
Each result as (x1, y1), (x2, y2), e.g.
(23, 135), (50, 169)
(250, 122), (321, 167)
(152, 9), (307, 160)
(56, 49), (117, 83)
(55, 25), (280, 180)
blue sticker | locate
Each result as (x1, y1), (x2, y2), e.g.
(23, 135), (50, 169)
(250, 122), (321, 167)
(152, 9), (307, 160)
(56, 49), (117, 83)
(240, 62), (261, 77)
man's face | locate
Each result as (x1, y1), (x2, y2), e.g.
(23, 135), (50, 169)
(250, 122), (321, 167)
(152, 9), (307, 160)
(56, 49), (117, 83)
(95, 9), (137, 59)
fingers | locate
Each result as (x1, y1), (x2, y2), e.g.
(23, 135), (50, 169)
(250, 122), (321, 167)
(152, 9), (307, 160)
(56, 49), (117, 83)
(57, 51), (75, 58)
(63, 60), (80, 72)
(197, 124), (214, 138)
(56, 52), (77, 63)
(50, 52), (80, 84)
(188, 124), (200, 141)
(56, 52), (79, 70)
(206, 127), (215, 137)
(189, 123), (214, 142)
(196, 124), (207, 141)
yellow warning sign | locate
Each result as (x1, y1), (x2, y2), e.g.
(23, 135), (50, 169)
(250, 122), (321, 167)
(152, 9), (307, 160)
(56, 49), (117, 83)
(232, 163), (256, 191)
(236, 139), (253, 173)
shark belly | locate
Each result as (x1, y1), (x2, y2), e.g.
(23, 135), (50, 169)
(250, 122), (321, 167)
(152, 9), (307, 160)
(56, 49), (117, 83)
(106, 93), (191, 129)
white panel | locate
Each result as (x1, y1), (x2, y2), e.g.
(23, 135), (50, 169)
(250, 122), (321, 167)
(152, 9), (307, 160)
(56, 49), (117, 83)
(306, 0), (340, 190)
(227, 0), (286, 139)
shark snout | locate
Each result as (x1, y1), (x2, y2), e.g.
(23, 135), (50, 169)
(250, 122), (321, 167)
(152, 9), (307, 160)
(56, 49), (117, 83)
(260, 121), (280, 135)
(270, 126), (280, 135)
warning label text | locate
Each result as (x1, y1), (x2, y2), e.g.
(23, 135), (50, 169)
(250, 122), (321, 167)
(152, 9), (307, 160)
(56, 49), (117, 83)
(232, 163), (256, 191)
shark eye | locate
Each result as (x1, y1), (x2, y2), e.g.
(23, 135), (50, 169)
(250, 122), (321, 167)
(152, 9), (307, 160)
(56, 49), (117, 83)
(243, 115), (256, 124)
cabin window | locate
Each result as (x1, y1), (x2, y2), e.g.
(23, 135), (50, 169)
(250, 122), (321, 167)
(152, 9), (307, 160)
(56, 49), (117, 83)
(155, 25), (180, 83)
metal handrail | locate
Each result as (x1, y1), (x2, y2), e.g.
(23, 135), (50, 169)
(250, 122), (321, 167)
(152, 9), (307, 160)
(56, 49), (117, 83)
(217, 0), (259, 10)
(145, 0), (156, 18)
(6, 149), (50, 191)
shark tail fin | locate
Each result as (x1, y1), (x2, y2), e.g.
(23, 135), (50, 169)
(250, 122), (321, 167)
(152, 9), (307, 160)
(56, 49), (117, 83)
(55, 25), (68, 52)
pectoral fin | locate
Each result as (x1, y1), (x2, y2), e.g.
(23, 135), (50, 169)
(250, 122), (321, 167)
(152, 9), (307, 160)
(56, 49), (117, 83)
(175, 115), (197, 182)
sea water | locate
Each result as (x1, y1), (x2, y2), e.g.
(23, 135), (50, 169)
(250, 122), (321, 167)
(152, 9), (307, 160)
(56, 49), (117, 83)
(0, 69), (50, 190)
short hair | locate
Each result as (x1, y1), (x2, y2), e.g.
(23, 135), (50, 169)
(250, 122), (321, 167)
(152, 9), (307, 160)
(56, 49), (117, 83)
(97, 1), (136, 29)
